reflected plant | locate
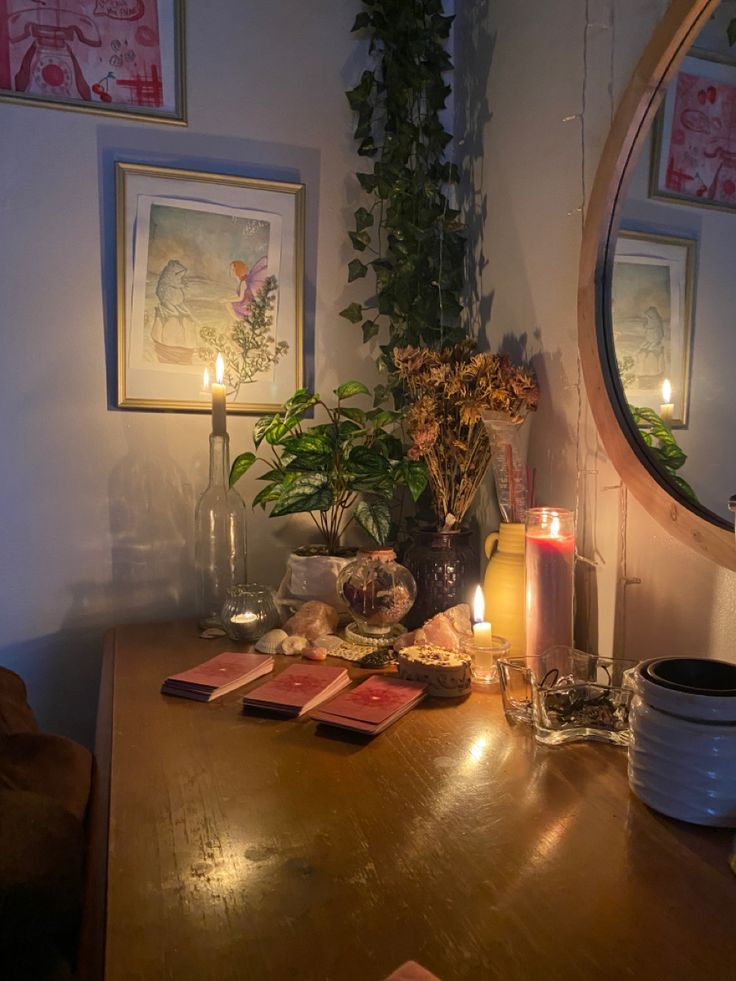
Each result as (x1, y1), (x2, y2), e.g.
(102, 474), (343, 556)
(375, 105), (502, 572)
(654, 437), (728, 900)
(628, 404), (698, 502)
(198, 276), (288, 397)
(616, 356), (636, 390)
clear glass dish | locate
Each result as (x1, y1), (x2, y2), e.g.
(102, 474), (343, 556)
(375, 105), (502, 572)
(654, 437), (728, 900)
(497, 646), (639, 745)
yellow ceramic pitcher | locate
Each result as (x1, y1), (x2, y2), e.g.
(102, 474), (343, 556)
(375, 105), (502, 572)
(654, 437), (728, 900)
(482, 522), (525, 657)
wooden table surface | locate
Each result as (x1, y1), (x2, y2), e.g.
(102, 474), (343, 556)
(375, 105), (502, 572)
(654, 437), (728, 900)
(98, 620), (736, 981)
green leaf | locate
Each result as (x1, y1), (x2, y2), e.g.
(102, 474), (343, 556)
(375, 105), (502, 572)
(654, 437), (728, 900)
(252, 484), (281, 509)
(281, 433), (333, 457)
(336, 380), (370, 399)
(339, 302), (364, 324)
(373, 384), (389, 407)
(349, 445), (390, 474)
(229, 452), (256, 487)
(348, 258), (368, 282)
(265, 418), (298, 445)
(349, 231), (369, 252)
(404, 460), (428, 502)
(354, 206), (374, 231)
(284, 388), (319, 419)
(354, 499), (392, 547)
(351, 11), (371, 32)
(253, 414), (276, 448)
(270, 473), (333, 517)
(362, 319), (379, 342)
(338, 406), (367, 424)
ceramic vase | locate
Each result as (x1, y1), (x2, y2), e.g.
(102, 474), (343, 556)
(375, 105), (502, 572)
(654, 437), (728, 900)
(482, 522), (526, 657)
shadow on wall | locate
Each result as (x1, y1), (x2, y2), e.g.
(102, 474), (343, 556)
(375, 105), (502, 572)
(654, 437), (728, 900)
(0, 423), (196, 748)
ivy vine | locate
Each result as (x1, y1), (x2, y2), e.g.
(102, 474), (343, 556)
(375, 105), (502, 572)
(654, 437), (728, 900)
(340, 0), (467, 377)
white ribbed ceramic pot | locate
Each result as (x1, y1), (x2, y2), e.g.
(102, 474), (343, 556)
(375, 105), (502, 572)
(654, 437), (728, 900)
(628, 658), (736, 827)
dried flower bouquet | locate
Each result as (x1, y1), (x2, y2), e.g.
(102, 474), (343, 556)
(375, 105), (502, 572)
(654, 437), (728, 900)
(394, 341), (539, 530)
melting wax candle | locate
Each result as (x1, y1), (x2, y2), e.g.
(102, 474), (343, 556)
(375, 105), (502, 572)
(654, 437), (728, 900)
(525, 508), (575, 659)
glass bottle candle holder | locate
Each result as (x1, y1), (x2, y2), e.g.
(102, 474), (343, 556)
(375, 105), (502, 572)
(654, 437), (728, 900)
(525, 507), (575, 660)
(195, 433), (247, 627)
(221, 584), (279, 643)
(462, 635), (510, 686)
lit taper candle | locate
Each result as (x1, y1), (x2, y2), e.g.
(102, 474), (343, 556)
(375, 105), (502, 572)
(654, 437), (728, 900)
(659, 378), (674, 429)
(211, 353), (227, 436)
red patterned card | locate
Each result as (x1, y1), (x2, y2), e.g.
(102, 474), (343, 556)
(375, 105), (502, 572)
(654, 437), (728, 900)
(162, 651), (273, 702)
(242, 664), (350, 716)
(310, 675), (426, 734)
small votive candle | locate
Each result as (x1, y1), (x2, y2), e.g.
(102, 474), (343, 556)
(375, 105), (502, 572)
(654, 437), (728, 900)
(463, 635), (511, 686)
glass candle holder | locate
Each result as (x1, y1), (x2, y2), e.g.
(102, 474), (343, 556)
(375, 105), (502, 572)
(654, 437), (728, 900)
(525, 507), (575, 659)
(220, 584), (279, 643)
(462, 635), (510, 686)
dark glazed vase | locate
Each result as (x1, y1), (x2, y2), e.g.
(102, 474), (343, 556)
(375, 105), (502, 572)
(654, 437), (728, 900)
(402, 528), (478, 629)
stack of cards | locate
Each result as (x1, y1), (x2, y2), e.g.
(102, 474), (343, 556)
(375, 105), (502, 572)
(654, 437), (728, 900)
(242, 663), (351, 716)
(310, 675), (427, 734)
(161, 650), (274, 702)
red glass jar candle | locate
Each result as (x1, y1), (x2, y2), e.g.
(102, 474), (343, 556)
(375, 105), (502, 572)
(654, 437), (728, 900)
(525, 508), (575, 659)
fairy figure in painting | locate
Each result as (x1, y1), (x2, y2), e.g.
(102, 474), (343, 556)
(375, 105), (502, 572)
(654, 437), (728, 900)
(228, 257), (269, 319)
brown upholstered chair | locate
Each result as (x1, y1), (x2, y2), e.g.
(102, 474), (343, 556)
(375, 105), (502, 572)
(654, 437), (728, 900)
(0, 667), (92, 980)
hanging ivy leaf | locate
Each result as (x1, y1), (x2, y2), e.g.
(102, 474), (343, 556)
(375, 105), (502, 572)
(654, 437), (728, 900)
(339, 302), (364, 324)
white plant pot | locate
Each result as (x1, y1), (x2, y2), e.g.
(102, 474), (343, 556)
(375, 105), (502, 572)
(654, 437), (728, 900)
(628, 658), (736, 827)
(276, 550), (353, 611)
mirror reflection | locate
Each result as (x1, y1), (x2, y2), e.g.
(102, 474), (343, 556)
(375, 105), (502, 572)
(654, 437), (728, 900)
(611, 3), (736, 524)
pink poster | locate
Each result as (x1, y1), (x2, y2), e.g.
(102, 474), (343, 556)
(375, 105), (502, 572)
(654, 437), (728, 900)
(655, 56), (736, 209)
(0, 0), (181, 119)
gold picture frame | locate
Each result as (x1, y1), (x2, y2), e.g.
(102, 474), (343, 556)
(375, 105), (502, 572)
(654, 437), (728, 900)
(612, 230), (695, 428)
(116, 162), (305, 413)
(0, 0), (186, 124)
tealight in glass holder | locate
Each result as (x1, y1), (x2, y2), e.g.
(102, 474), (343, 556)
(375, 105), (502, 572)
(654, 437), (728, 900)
(220, 584), (279, 643)
(462, 636), (510, 686)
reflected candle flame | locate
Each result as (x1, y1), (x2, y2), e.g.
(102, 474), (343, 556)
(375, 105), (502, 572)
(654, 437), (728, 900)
(203, 367), (210, 390)
(662, 378), (672, 403)
(550, 515), (561, 538)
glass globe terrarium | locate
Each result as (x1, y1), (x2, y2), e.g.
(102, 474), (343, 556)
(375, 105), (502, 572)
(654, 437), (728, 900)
(337, 548), (417, 646)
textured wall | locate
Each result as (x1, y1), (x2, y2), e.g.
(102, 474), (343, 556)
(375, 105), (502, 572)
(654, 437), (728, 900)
(0, 0), (376, 744)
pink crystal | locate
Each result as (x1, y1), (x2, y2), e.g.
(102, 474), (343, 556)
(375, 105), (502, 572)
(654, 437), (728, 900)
(283, 600), (339, 641)
(393, 603), (472, 653)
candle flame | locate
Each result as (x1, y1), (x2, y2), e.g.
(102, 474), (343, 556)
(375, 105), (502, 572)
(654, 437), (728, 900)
(550, 515), (561, 538)
(473, 584), (485, 623)
(203, 367), (209, 390)
(216, 353), (225, 385)
(662, 378), (671, 403)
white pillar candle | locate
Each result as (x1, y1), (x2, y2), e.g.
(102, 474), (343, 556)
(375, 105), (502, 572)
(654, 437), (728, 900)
(211, 353), (227, 436)
(659, 378), (674, 428)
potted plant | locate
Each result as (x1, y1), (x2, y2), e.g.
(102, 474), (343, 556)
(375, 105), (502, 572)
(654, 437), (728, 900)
(394, 342), (539, 627)
(229, 382), (427, 607)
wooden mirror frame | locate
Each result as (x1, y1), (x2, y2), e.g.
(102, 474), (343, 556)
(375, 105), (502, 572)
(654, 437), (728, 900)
(579, 0), (736, 570)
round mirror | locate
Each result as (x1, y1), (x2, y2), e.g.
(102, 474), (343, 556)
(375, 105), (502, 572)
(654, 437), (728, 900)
(580, 0), (736, 569)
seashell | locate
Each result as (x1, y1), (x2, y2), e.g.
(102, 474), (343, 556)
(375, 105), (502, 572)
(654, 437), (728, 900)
(302, 645), (328, 661)
(255, 628), (288, 654)
(314, 634), (341, 650)
(199, 626), (226, 639)
(280, 635), (308, 656)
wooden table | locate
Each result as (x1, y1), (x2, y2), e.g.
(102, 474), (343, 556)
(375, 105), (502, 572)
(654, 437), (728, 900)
(89, 621), (736, 981)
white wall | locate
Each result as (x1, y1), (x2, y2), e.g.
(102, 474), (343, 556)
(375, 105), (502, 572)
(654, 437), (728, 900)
(0, 0), (377, 745)
(3, 0), (735, 747)
(462, 0), (736, 665)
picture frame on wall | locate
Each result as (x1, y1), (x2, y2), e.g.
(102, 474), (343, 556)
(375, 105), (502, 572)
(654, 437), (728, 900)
(0, 0), (185, 124)
(116, 162), (305, 414)
(612, 230), (695, 428)
(650, 49), (736, 213)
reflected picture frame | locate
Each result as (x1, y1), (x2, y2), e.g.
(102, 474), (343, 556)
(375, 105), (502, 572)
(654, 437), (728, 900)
(0, 0), (186, 124)
(650, 48), (736, 213)
(116, 162), (305, 413)
(612, 230), (695, 428)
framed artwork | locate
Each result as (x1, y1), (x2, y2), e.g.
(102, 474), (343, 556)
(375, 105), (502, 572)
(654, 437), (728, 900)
(612, 231), (695, 428)
(116, 162), (305, 413)
(0, 0), (185, 123)
(650, 49), (736, 212)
